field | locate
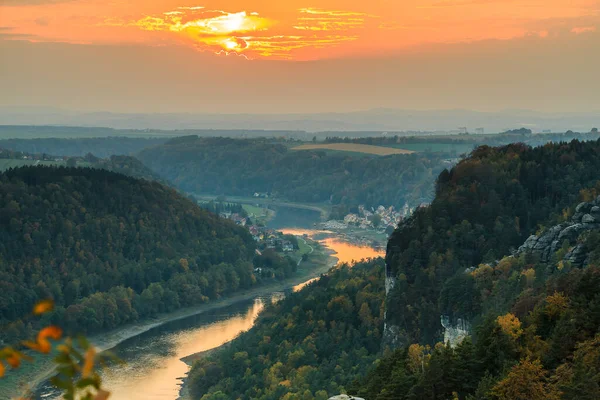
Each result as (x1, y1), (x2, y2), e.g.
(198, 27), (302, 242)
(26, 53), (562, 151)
(291, 143), (414, 156)
(384, 142), (477, 154)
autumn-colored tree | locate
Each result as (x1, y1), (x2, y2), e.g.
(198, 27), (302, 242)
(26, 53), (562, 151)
(545, 292), (570, 319)
(407, 343), (430, 374)
(492, 359), (561, 400)
(496, 313), (523, 340)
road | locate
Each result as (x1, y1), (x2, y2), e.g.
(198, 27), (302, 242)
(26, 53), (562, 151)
(296, 237), (314, 266)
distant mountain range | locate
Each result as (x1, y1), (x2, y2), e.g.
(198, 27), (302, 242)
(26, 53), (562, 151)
(1, 107), (597, 133)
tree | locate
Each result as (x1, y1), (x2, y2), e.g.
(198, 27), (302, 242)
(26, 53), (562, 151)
(496, 313), (523, 340)
(66, 158), (77, 167)
(492, 359), (560, 400)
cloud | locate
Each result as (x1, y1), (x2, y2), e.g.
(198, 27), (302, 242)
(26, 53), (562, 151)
(293, 8), (376, 31)
(106, 7), (361, 59)
(571, 26), (597, 34)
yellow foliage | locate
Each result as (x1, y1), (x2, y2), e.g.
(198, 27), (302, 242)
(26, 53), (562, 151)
(521, 268), (536, 284)
(492, 358), (561, 400)
(407, 344), (430, 374)
(545, 292), (569, 318)
(471, 264), (493, 279)
(179, 258), (189, 272)
(497, 313), (523, 340)
(495, 257), (516, 275)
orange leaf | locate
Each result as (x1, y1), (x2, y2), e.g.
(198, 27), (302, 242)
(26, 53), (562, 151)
(33, 300), (54, 315)
(0, 361), (5, 377)
(24, 326), (63, 354)
(22, 341), (42, 352)
(39, 326), (63, 341)
(6, 351), (21, 368)
(82, 347), (96, 378)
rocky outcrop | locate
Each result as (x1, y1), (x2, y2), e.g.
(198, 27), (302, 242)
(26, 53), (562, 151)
(328, 395), (365, 400)
(516, 197), (600, 267)
(441, 315), (471, 347)
(382, 274), (403, 348)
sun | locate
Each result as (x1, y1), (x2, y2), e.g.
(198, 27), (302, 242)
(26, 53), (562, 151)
(224, 38), (240, 50)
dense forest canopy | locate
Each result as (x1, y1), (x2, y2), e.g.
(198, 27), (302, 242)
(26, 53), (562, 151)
(386, 139), (600, 345)
(0, 166), (259, 342)
(355, 213), (600, 399)
(188, 259), (386, 400)
(138, 137), (449, 208)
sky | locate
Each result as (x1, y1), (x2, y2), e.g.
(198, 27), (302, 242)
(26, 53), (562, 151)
(1, 0), (600, 114)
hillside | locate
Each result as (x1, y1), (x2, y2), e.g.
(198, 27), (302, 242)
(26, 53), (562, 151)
(0, 166), (257, 342)
(138, 137), (449, 208)
(187, 259), (386, 400)
(384, 139), (600, 345)
(181, 139), (600, 400)
(348, 138), (600, 399)
(354, 198), (600, 399)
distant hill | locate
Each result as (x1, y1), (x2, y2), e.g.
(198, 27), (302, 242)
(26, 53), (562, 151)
(0, 166), (256, 342)
(1, 108), (599, 132)
(0, 135), (169, 158)
(138, 137), (450, 209)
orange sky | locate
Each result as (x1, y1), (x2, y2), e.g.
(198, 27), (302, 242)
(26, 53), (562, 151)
(1, 0), (599, 60)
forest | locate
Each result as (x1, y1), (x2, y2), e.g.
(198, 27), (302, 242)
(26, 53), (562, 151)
(138, 137), (449, 208)
(385, 139), (600, 345)
(0, 166), (293, 343)
(354, 218), (600, 399)
(187, 259), (387, 400)
(184, 138), (600, 400)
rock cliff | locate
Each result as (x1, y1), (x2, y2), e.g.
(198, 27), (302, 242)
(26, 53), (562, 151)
(516, 196), (600, 267)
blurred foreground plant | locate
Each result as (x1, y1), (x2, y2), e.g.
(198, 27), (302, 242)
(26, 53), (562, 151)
(0, 300), (115, 400)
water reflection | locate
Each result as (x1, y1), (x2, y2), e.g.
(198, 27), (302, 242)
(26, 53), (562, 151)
(281, 228), (385, 265)
(34, 229), (384, 400)
(35, 298), (268, 400)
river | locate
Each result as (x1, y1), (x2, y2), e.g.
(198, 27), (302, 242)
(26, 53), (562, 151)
(33, 222), (384, 400)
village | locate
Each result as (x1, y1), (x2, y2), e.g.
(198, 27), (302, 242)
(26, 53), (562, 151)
(217, 210), (297, 253)
(320, 203), (412, 231)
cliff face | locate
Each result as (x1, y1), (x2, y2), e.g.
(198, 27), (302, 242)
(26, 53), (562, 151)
(382, 275), (402, 349)
(441, 315), (471, 347)
(516, 197), (600, 267)
(383, 197), (600, 350)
